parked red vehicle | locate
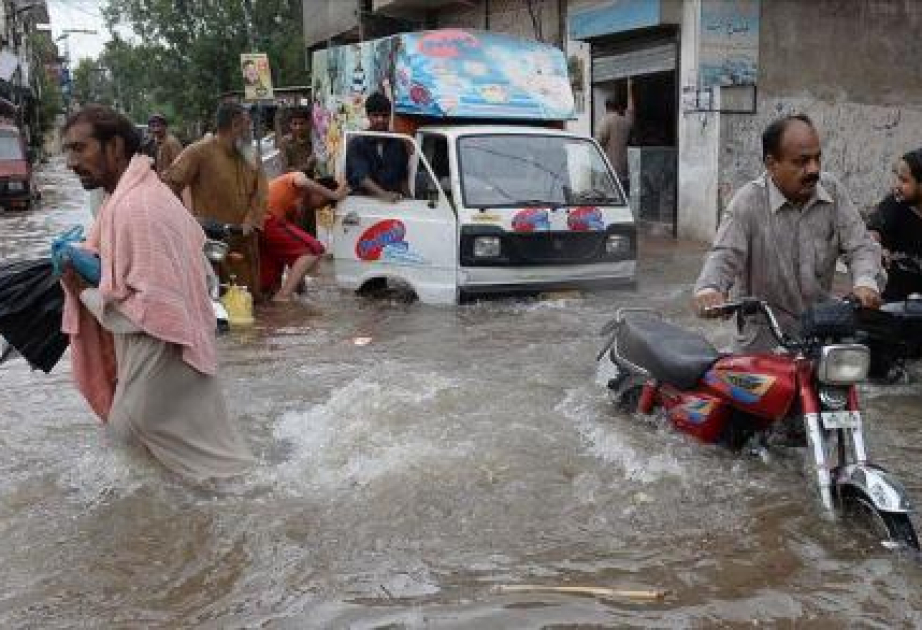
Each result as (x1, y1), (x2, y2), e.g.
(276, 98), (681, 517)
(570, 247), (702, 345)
(598, 297), (919, 551)
(0, 123), (35, 211)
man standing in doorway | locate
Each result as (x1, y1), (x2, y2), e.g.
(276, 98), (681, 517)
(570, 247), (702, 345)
(163, 101), (268, 301)
(596, 78), (634, 195)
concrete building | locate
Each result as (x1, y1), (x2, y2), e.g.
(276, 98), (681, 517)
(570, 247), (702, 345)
(566, 0), (922, 241)
(303, 0), (922, 241)
(0, 0), (50, 145)
(303, 1), (565, 49)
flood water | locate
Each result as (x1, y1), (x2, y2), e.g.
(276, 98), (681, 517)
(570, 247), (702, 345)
(1, 158), (921, 628)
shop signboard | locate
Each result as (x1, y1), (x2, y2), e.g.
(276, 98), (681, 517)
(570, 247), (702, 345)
(699, 0), (760, 87)
(569, 0), (662, 41)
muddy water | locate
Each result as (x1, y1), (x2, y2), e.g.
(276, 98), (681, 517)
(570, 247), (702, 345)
(1, 158), (921, 628)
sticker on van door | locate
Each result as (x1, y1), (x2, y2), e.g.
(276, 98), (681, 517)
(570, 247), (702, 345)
(382, 242), (427, 265)
(357, 219), (406, 261)
(567, 206), (604, 231)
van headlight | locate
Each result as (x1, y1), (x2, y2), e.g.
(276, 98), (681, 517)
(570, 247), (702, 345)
(7, 180), (24, 192)
(605, 234), (631, 256)
(817, 344), (870, 385)
(473, 236), (501, 258)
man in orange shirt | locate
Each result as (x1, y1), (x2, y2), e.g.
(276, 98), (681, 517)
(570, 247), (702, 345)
(260, 171), (348, 302)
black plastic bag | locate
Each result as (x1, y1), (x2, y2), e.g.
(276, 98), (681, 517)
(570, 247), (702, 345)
(0, 258), (69, 373)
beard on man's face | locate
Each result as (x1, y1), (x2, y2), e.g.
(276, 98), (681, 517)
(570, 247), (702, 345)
(71, 167), (104, 190)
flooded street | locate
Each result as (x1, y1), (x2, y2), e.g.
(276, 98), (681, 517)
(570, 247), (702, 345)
(2, 158), (922, 628)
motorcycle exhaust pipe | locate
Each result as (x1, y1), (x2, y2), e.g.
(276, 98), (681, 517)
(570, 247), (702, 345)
(638, 380), (657, 414)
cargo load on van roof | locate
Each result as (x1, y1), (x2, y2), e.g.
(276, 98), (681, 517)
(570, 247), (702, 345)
(310, 29), (576, 174)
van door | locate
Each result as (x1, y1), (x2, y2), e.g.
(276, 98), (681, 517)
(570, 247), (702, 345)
(333, 131), (458, 304)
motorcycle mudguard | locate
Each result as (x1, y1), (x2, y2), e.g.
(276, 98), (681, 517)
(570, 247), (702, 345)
(835, 463), (913, 514)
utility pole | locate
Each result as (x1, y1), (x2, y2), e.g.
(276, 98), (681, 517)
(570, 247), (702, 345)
(240, 0), (263, 164)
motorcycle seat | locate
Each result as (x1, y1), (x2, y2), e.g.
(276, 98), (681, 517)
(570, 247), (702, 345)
(616, 315), (719, 389)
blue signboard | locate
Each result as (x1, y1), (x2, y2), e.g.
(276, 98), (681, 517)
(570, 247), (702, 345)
(569, 0), (662, 40)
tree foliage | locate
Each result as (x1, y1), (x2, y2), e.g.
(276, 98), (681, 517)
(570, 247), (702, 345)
(29, 34), (64, 145)
(97, 0), (306, 134)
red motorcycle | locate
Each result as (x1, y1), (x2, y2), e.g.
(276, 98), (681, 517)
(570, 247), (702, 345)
(597, 297), (919, 550)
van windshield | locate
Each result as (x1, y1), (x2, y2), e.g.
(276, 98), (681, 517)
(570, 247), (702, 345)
(457, 134), (624, 208)
(0, 133), (24, 160)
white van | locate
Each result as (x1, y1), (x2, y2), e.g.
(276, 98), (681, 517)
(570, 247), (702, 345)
(331, 125), (635, 304)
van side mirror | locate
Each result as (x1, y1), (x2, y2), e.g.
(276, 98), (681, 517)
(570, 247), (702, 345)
(26, 147), (34, 163)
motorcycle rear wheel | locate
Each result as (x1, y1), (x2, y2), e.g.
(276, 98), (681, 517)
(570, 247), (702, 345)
(842, 490), (920, 550)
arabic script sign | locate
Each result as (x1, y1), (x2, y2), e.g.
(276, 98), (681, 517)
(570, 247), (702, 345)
(699, 0), (760, 87)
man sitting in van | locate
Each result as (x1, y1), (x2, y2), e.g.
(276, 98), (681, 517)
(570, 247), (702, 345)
(345, 92), (409, 204)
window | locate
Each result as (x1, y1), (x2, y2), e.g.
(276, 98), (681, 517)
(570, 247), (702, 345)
(0, 133), (23, 161)
(457, 134), (623, 208)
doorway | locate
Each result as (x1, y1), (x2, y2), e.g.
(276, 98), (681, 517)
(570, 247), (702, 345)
(590, 30), (679, 235)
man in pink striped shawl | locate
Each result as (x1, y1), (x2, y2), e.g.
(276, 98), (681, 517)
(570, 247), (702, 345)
(61, 105), (253, 482)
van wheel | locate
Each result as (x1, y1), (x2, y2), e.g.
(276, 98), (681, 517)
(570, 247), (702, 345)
(357, 277), (417, 303)
(357, 277), (388, 297)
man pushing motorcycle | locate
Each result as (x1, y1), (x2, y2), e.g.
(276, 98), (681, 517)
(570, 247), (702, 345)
(693, 114), (885, 350)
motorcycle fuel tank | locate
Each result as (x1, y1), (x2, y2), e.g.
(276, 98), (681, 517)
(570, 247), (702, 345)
(702, 354), (797, 421)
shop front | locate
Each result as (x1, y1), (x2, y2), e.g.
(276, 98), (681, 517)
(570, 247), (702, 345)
(569, 0), (682, 235)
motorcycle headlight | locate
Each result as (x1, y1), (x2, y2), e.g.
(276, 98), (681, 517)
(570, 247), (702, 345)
(817, 344), (870, 385)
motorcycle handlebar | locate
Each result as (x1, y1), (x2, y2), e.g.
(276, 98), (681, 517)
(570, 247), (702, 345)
(708, 296), (867, 349)
(702, 297), (762, 318)
(704, 298), (789, 345)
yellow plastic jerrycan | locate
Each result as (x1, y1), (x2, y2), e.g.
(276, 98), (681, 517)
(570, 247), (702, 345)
(221, 277), (254, 327)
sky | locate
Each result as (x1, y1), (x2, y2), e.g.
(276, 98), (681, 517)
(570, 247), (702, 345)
(46, 0), (111, 62)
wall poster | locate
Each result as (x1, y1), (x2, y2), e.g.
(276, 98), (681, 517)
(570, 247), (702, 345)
(699, 0), (760, 87)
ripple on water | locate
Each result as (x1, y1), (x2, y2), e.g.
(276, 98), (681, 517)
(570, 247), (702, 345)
(273, 361), (469, 495)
